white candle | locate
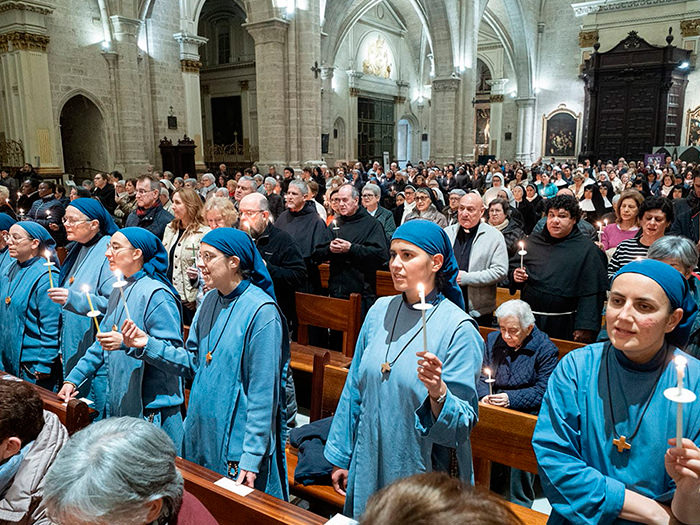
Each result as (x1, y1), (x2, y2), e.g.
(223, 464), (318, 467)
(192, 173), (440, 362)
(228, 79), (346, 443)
(82, 284), (101, 333)
(596, 222), (603, 243)
(518, 241), (526, 269)
(675, 356), (687, 449)
(44, 250), (54, 288)
(417, 282), (427, 353)
(113, 270), (132, 321)
(485, 367), (493, 396)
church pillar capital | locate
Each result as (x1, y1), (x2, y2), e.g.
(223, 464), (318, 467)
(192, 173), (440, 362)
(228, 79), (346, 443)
(242, 18), (289, 45)
(486, 78), (508, 95)
(431, 76), (461, 92)
(0, 0), (53, 53)
(681, 19), (700, 38)
(173, 32), (207, 63)
(109, 15), (141, 44)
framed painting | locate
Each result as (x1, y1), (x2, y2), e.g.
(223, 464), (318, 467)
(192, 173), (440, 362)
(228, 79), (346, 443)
(542, 105), (581, 159)
(687, 106), (700, 146)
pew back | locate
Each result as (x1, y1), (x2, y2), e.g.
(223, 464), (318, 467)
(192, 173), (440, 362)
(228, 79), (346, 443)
(375, 270), (396, 297)
(1, 371), (93, 435)
(309, 352), (348, 422)
(176, 457), (327, 525)
(295, 291), (362, 358)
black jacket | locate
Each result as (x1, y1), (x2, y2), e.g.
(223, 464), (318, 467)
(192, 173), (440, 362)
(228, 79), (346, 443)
(255, 223), (307, 327)
(314, 207), (388, 310)
(92, 183), (116, 214)
(266, 192), (285, 220)
(125, 203), (174, 240)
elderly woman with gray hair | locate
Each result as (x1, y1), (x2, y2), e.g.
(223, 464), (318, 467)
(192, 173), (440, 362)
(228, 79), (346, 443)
(648, 235), (700, 358)
(43, 417), (217, 525)
(404, 187), (447, 227)
(477, 299), (558, 507)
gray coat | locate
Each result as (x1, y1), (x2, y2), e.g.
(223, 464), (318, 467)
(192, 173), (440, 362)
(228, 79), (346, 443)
(444, 222), (508, 317)
(0, 411), (68, 525)
(368, 206), (397, 243)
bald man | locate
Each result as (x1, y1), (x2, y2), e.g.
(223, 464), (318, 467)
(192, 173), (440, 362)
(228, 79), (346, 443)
(444, 192), (508, 325)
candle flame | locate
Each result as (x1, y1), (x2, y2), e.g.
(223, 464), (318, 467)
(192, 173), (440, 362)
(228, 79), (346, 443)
(81, 284), (90, 293)
(604, 219), (608, 226)
(519, 241), (524, 249)
(484, 367), (491, 375)
(113, 269), (123, 280)
(675, 355), (688, 369)
(44, 250), (51, 259)
(417, 282), (425, 298)
(596, 222), (602, 228)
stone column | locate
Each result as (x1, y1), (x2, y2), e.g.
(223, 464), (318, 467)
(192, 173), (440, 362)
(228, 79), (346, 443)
(173, 32), (207, 172)
(515, 97), (536, 164)
(243, 18), (290, 168)
(106, 15), (149, 176)
(430, 77), (461, 164)
(320, 66), (334, 157)
(487, 78), (507, 159)
(0, 2), (61, 175)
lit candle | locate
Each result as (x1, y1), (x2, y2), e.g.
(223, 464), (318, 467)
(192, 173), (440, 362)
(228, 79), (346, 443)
(597, 222), (603, 243)
(518, 241), (527, 269)
(112, 270), (132, 321)
(417, 282), (427, 353)
(675, 356), (687, 449)
(485, 367), (493, 396)
(242, 220), (252, 237)
(18, 209), (24, 220)
(44, 250), (54, 288)
(82, 284), (101, 333)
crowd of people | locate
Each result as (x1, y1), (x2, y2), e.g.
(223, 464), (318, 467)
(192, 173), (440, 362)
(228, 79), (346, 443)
(0, 154), (699, 525)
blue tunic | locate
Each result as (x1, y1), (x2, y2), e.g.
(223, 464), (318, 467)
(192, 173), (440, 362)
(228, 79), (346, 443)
(134, 280), (289, 500)
(533, 343), (700, 524)
(0, 256), (61, 378)
(65, 270), (184, 445)
(324, 294), (483, 518)
(58, 236), (115, 416)
(0, 247), (12, 276)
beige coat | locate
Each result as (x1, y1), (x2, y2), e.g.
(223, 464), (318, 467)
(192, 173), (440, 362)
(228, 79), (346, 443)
(0, 411), (68, 525)
(162, 223), (211, 302)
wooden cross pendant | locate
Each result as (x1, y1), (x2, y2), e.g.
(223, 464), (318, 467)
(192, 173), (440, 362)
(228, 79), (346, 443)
(4, 297), (10, 306)
(613, 435), (631, 453)
(69, 276), (75, 285)
(381, 362), (391, 374)
(206, 351), (212, 364)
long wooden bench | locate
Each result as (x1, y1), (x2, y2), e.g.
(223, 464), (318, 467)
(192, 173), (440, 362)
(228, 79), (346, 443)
(177, 456), (327, 525)
(1, 371), (93, 435)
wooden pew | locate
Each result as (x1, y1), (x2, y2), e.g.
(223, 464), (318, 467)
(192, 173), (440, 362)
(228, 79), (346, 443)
(0, 371), (93, 435)
(319, 263), (330, 289)
(375, 270), (396, 297)
(478, 326), (585, 360)
(496, 287), (520, 307)
(176, 457), (327, 525)
(290, 292), (360, 374)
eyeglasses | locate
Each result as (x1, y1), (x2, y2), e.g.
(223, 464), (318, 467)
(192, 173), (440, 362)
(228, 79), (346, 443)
(415, 195), (430, 202)
(62, 218), (89, 227)
(361, 194), (375, 199)
(199, 252), (224, 265)
(135, 189), (157, 195)
(106, 242), (134, 254)
(3, 233), (30, 244)
(239, 210), (262, 217)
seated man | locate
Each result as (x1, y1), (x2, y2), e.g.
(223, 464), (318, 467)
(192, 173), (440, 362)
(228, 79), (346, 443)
(511, 195), (607, 342)
(0, 379), (68, 523)
(44, 417), (217, 525)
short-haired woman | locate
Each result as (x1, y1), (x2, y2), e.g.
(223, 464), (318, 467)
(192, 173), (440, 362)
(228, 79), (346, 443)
(44, 417), (217, 525)
(533, 259), (700, 524)
(325, 220), (483, 518)
(404, 187), (448, 227)
(478, 299), (558, 507)
(163, 188), (210, 324)
(204, 196), (238, 229)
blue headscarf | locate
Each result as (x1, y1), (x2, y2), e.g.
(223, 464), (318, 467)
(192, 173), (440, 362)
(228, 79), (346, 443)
(17, 222), (59, 265)
(119, 227), (179, 298)
(201, 227), (276, 300)
(391, 219), (465, 310)
(69, 198), (118, 236)
(613, 259), (698, 348)
(59, 199), (119, 282)
(0, 213), (16, 232)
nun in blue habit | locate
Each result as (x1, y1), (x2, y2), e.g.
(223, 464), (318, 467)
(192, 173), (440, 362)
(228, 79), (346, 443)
(120, 227), (290, 500)
(533, 260), (700, 524)
(0, 213), (17, 275)
(58, 227), (184, 446)
(323, 220), (483, 519)
(47, 198), (118, 417)
(0, 222), (61, 390)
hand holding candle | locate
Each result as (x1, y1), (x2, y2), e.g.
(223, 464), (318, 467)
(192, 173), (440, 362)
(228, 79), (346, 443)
(82, 284), (101, 333)
(484, 367), (495, 396)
